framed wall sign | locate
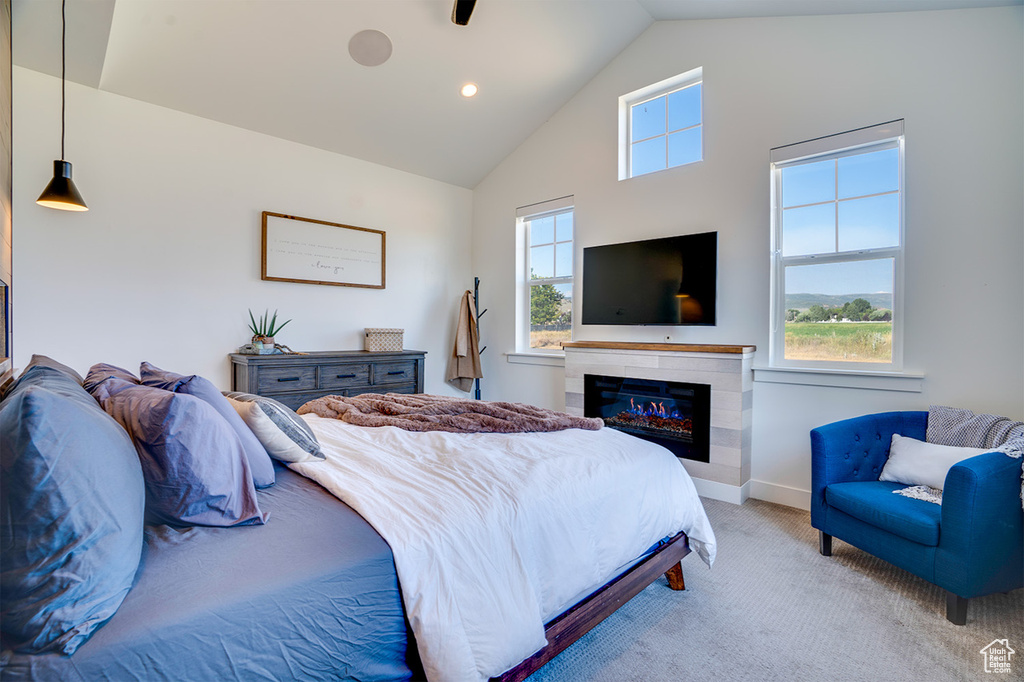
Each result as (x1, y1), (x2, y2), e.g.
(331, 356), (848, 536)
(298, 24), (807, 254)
(261, 211), (385, 288)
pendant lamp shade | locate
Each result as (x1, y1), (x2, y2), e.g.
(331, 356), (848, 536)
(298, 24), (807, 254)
(37, 0), (88, 212)
(37, 160), (88, 211)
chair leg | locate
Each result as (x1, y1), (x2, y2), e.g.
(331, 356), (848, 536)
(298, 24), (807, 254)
(819, 531), (832, 556)
(946, 592), (968, 625)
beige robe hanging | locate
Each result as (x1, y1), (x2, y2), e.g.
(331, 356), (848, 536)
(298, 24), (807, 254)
(445, 290), (483, 393)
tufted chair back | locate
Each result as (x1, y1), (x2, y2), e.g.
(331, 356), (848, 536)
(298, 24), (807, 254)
(810, 411), (927, 527)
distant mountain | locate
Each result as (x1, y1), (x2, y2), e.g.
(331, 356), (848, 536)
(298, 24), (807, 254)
(785, 293), (892, 311)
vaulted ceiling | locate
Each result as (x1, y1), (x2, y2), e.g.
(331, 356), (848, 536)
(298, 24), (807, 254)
(12, 0), (1019, 188)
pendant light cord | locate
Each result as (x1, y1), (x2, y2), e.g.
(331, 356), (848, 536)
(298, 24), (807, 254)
(60, 0), (66, 160)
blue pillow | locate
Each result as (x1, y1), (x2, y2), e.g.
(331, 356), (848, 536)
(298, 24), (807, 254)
(89, 376), (268, 528)
(0, 366), (145, 655)
(83, 362), (140, 393)
(25, 354), (84, 384)
(139, 362), (275, 488)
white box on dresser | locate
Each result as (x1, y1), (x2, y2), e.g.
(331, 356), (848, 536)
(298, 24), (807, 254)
(563, 342), (755, 505)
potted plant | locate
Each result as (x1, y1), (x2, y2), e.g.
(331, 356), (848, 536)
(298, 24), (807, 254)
(248, 309), (291, 348)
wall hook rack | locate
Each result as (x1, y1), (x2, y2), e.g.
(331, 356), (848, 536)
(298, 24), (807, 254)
(473, 276), (486, 400)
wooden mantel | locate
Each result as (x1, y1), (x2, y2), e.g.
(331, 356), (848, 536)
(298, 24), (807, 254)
(561, 341), (755, 354)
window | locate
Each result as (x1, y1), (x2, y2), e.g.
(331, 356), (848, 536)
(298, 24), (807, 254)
(770, 120), (904, 371)
(619, 67), (702, 180)
(516, 197), (574, 352)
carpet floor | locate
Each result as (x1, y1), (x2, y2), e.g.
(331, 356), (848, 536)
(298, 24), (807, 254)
(527, 497), (1023, 681)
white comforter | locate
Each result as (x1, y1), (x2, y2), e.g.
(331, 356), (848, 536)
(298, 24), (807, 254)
(291, 415), (716, 682)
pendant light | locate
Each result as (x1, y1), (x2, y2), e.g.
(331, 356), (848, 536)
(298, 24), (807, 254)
(36, 0), (88, 212)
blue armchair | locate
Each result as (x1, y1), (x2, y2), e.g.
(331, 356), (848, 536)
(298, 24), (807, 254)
(811, 411), (1024, 624)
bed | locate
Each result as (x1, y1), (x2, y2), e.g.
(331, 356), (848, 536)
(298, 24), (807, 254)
(0, 358), (715, 681)
(1, 464), (415, 681)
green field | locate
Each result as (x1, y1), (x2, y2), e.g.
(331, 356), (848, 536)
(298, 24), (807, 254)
(785, 322), (892, 363)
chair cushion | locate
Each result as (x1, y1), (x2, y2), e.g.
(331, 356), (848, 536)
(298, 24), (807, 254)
(825, 481), (941, 546)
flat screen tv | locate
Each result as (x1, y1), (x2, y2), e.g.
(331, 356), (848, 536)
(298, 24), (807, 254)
(582, 231), (717, 326)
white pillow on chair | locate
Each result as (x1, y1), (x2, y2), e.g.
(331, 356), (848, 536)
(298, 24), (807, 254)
(879, 434), (990, 491)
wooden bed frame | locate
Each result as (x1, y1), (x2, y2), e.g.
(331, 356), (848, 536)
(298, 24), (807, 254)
(494, 531), (690, 682)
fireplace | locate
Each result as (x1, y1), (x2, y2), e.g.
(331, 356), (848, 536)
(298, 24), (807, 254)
(583, 374), (711, 462)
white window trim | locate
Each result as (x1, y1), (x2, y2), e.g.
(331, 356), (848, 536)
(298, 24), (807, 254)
(618, 66), (702, 181)
(769, 120), (906, 373)
(505, 352), (566, 367)
(752, 365), (923, 393)
(515, 196), (574, 356)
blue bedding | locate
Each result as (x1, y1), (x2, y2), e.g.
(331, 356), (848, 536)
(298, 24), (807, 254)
(0, 465), (414, 681)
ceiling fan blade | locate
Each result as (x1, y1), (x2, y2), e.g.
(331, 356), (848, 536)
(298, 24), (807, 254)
(451, 0), (477, 26)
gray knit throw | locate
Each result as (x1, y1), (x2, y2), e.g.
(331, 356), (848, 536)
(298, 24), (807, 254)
(927, 405), (1024, 509)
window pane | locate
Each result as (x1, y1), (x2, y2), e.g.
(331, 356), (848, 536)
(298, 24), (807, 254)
(530, 216), (554, 245)
(667, 83), (700, 132)
(631, 96), (666, 142)
(530, 282), (572, 349)
(838, 194), (899, 252)
(781, 204), (835, 256)
(668, 127), (701, 167)
(530, 244), (554, 279)
(838, 148), (898, 199)
(555, 212), (573, 242)
(632, 137), (666, 176)
(781, 159), (835, 207)
(555, 243), (572, 278)
(784, 259), (894, 364)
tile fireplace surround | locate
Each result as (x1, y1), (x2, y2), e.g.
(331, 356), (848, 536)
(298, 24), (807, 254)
(563, 341), (755, 504)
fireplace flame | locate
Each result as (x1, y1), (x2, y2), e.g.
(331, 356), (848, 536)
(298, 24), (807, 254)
(628, 397), (682, 420)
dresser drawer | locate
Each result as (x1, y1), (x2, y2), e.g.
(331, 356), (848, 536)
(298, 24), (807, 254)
(319, 364), (371, 390)
(231, 350), (425, 404)
(349, 383), (416, 397)
(373, 361), (416, 386)
(267, 390), (332, 411)
(383, 383), (417, 395)
(257, 365), (317, 394)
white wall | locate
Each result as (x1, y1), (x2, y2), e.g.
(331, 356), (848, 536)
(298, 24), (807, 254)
(472, 8), (1024, 507)
(13, 67), (473, 392)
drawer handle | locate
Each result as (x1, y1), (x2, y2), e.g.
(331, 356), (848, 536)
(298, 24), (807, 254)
(277, 377), (301, 382)
(336, 373), (356, 379)
(387, 371), (405, 376)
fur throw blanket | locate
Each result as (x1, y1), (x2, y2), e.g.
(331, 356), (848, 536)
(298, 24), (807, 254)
(927, 405), (1024, 509)
(298, 393), (604, 434)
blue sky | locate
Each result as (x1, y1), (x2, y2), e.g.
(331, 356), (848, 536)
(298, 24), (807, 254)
(786, 259), (893, 297)
(781, 147), (898, 295)
(631, 83), (702, 176)
(530, 212), (574, 281)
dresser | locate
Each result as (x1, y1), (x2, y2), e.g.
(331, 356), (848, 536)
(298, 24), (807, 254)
(229, 350), (426, 410)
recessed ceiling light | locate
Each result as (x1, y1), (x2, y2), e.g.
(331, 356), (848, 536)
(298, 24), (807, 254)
(349, 29), (393, 67)
(461, 83), (478, 98)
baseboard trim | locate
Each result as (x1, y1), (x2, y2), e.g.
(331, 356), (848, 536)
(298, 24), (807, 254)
(691, 477), (750, 505)
(748, 479), (811, 510)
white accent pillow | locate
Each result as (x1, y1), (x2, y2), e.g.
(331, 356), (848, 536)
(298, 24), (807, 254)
(224, 395), (324, 463)
(879, 434), (989, 490)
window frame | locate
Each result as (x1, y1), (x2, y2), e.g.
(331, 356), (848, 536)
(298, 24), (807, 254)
(618, 66), (703, 181)
(515, 196), (575, 355)
(769, 120), (906, 372)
